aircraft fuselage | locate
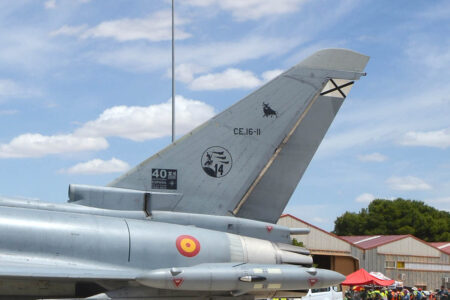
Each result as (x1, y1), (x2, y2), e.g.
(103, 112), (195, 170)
(0, 200), (327, 299)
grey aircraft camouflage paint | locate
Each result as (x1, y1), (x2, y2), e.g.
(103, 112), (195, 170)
(0, 49), (369, 300)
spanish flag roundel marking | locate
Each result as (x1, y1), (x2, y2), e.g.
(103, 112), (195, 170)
(176, 235), (201, 257)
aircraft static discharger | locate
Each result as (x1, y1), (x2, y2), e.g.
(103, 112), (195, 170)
(0, 49), (369, 300)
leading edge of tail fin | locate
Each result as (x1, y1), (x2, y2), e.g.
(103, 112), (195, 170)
(108, 49), (369, 221)
(235, 49), (369, 222)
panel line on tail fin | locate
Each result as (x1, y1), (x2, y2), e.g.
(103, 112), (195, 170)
(283, 74), (323, 90)
(232, 78), (326, 216)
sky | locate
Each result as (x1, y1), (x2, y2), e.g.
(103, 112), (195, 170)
(0, 0), (449, 232)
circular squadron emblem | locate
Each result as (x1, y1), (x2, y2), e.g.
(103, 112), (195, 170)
(201, 146), (232, 178)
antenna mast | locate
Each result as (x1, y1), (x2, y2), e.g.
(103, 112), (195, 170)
(171, 0), (175, 143)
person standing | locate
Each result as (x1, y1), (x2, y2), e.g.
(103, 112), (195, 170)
(437, 286), (448, 300)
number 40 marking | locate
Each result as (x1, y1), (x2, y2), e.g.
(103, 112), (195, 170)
(152, 169), (167, 179)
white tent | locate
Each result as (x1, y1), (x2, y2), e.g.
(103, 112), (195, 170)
(370, 272), (403, 288)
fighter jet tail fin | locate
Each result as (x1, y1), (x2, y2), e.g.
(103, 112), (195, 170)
(108, 49), (369, 222)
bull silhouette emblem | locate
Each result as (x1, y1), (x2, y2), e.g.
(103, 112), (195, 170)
(263, 102), (277, 118)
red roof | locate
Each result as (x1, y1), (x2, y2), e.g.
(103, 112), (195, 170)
(430, 242), (450, 254)
(341, 234), (409, 250)
(342, 268), (395, 286)
(340, 235), (408, 250)
(341, 235), (450, 255)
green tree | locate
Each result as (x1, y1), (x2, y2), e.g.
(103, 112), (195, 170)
(292, 238), (304, 247)
(333, 198), (450, 242)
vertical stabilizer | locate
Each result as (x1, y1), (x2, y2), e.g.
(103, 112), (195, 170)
(109, 49), (369, 221)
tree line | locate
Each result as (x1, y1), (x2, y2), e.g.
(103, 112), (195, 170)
(333, 198), (450, 242)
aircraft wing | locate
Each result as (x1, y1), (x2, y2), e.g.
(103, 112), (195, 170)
(0, 254), (137, 280)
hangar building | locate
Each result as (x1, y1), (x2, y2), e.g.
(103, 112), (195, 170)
(430, 242), (450, 256)
(341, 235), (449, 290)
(277, 214), (360, 276)
(277, 214), (450, 290)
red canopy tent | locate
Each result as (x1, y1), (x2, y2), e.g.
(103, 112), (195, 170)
(341, 269), (395, 286)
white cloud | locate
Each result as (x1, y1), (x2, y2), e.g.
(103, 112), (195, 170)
(0, 134), (108, 158)
(63, 158), (130, 175)
(179, 37), (298, 70)
(399, 128), (450, 149)
(318, 84), (450, 158)
(357, 152), (387, 162)
(0, 25), (59, 73)
(173, 63), (208, 83)
(182, 0), (216, 5)
(189, 68), (262, 90)
(44, 0), (56, 9)
(0, 95), (213, 158)
(94, 46), (169, 72)
(262, 69), (283, 82)
(44, 0), (90, 9)
(94, 36), (298, 73)
(185, 68), (285, 90)
(50, 25), (88, 37)
(52, 10), (190, 42)
(355, 193), (375, 203)
(386, 176), (432, 191)
(75, 95), (215, 141)
(406, 38), (450, 73)
(0, 79), (37, 101)
(417, 2), (450, 21)
(185, 0), (306, 21)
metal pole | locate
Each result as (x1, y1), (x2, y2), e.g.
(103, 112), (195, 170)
(171, 0), (175, 143)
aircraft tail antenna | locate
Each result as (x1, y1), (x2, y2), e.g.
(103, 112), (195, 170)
(171, 0), (175, 143)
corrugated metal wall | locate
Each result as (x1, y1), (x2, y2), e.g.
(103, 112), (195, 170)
(351, 240), (449, 289)
(278, 216), (449, 289)
(378, 237), (441, 257)
(278, 216), (351, 252)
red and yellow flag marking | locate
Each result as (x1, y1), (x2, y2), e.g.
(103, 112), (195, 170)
(176, 235), (201, 257)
